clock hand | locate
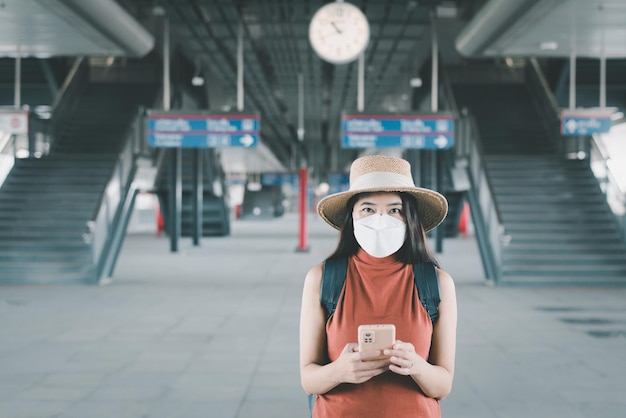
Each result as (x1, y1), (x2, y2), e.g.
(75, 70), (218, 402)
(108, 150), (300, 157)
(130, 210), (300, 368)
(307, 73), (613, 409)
(331, 21), (343, 34)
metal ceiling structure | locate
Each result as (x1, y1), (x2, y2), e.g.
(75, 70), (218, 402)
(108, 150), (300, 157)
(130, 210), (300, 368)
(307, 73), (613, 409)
(151, 0), (445, 178)
(1, 0), (625, 179)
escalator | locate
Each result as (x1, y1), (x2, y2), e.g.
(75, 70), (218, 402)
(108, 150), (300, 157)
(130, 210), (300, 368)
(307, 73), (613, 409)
(155, 149), (231, 237)
(450, 62), (626, 285)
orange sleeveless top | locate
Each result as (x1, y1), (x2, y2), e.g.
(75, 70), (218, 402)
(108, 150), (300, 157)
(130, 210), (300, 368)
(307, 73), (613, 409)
(313, 249), (440, 418)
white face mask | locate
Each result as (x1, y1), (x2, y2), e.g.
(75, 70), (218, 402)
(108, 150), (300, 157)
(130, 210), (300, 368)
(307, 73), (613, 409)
(353, 213), (406, 258)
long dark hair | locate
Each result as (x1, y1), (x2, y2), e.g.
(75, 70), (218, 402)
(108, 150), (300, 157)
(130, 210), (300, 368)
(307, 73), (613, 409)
(328, 192), (440, 267)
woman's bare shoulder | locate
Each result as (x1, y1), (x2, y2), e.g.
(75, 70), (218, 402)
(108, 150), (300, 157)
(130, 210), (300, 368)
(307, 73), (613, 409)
(435, 268), (456, 295)
(304, 262), (324, 288)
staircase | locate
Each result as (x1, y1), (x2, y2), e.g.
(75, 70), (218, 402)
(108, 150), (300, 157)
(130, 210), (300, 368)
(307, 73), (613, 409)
(0, 155), (114, 283)
(52, 83), (154, 154)
(0, 76), (158, 284)
(452, 80), (626, 285)
(488, 155), (626, 284)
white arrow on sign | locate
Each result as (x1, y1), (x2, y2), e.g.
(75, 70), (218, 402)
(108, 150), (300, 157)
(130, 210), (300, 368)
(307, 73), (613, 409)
(434, 135), (449, 149)
(240, 134), (255, 147)
(565, 119), (577, 133)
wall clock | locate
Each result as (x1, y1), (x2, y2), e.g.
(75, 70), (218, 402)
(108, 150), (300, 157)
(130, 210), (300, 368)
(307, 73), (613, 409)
(308, 1), (370, 64)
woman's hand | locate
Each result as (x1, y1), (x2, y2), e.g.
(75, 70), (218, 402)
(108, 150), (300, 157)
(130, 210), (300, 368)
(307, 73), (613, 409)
(332, 343), (390, 384)
(384, 340), (426, 376)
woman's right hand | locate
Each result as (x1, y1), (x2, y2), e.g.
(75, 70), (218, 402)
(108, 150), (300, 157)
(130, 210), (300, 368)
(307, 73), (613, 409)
(332, 343), (390, 384)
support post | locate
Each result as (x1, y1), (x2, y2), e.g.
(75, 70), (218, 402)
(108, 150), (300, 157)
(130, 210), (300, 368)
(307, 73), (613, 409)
(163, 15), (180, 252)
(296, 167), (310, 252)
(435, 151), (444, 253)
(569, 51), (576, 110)
(192, 149), (203, 246)
(599, 52), (606, 109)
(357, 52), (365, 112)
(430, 10), (442, 253)
(14, 55), (21, 110)
(298, 73), (305, 140)
(430, 11), (438, 114)
(237, 24), (244, 111)
(169, 149), (181, 252)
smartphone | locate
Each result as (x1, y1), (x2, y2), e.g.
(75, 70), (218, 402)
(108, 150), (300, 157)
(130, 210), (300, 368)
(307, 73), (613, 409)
(358, 324), (396, 359)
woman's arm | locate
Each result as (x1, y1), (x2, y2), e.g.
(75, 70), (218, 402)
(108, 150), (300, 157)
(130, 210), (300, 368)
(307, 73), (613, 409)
(385, 268), (457, 400)
(299, 263), (390, 395)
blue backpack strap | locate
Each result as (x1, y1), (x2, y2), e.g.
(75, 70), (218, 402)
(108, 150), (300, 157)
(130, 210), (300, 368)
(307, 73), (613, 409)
(413, 262), (441, 323)
(320, 257), (349, 321)
(310, 257), (348, 416)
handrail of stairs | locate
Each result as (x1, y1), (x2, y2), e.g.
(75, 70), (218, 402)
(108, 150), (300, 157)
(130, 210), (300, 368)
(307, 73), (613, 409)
(526, 58), (563, 153)
(87, 107), (145, 284)
(440, 64), (503, 282)
(589, 134), (626, 244)
(49, 57), (89, 141)
(460, 113), (505, 282)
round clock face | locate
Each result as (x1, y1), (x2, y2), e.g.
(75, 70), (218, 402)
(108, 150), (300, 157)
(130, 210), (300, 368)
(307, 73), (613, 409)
(309, 2), (370, 65)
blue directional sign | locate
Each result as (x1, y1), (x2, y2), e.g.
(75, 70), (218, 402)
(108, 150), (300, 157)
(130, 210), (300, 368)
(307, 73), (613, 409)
(261, 173), (299, 187)
(341, 113), (454, 149)
(327, 172), (350, 194)
(146, 113), (260, 148)
(561, 109), (612, 136)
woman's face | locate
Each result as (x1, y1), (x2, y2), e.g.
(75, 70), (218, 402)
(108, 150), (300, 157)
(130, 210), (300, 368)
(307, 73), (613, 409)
(352, 192), (405, 223)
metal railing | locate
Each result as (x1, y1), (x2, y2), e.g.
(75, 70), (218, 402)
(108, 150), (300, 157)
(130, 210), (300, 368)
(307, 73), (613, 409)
(526, 58), (562, 153)
(590, 135), (626, 242)
(87, 107), (145, 283)
(49, 57), (89, 145)
(440, 64), (504, 282)
(456, 113), (505, 282)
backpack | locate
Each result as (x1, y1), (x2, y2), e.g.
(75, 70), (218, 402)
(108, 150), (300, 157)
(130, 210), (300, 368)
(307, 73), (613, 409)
(308, 257), (441, 414)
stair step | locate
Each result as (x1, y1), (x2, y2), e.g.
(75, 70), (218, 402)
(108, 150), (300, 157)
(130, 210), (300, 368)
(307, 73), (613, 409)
(0, 218), (88, 226)
(0, 228), (87, 236)
(508, 236), (623, 244)
(503, 242), (626, 251)
(0, 250), (90, 260)
(502, 264), (626, 275)
(502, 254), (626, 268)
(497, 197), (602, 204)
(498, 275), (626, 286)
(1, 188), (104, 195)
(501, 214), (613, 222)
(0, 271), (94, 284)
(0, 201), (97, 209)
(505, 224), (617, 232)
(0, 259), (94, 269)
(493, 183), (599, 190)
(0, 243), (88, 251)
(508, 230), (621, 238)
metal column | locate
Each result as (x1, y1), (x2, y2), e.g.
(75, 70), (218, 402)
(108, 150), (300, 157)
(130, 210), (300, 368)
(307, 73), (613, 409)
(163, 15), (181, 253)
(430, 10), (443, 253)
(192, 149), (203, 246)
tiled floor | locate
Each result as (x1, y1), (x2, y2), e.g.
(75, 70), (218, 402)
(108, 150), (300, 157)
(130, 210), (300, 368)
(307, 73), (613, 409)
(0, 214), (625, 417)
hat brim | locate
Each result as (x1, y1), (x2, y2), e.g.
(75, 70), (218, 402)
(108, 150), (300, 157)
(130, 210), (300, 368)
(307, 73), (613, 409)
(317, 186), (448, 232)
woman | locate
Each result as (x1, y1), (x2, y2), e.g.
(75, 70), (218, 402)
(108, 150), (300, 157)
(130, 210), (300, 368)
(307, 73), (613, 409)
(300, 155), (457, 417)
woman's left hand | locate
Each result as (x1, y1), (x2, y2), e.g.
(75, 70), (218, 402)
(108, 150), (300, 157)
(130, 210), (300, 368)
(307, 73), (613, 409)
(384, 340), (425, 376)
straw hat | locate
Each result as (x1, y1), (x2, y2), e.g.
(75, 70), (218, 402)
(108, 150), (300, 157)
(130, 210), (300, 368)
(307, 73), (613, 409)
(317, 155), (448, 231)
